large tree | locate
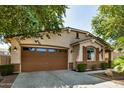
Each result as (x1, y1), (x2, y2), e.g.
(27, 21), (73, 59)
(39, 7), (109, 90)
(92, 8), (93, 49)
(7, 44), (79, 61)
(0, 5), (67, 40)
(92, 5), (124, 73)
(92, 5), (124, 49)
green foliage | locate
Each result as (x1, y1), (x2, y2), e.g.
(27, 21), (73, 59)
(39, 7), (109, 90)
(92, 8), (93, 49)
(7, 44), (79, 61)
(101, 63), (108, 70)
(117, 47), (123, 52)
(117, 37), (124, 50)
(0, 5), (68, 40)
(117, 37), (124, 44)
(0, 64), (14, 76)
(112, 56), (124, 73)
(77, 64), (87, 72)
(92, 5), (124, 49)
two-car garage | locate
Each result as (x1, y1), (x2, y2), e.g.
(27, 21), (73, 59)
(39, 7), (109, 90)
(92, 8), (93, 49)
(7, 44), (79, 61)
(21, 47), (68, 72)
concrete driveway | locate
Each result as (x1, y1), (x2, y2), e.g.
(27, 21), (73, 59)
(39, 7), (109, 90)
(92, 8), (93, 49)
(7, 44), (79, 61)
(12, 70), (124, 88)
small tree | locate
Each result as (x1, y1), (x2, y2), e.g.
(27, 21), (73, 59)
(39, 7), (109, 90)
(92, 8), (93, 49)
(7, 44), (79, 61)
(112, 56), (124, 73)
(117, 37), (124, 51)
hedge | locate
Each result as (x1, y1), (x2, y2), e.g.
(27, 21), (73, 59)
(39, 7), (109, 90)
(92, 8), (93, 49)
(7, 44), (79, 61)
(0, 64), (14, 76)
(101, 63), (108, 70)
(77, 64), (87, 72)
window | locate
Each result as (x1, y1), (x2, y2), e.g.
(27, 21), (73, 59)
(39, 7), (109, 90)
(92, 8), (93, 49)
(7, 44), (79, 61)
(47, 49), (67, 52)
(87, 47), (96, 61)
(56, 49), (67, 52)
(23, 47), (67, 53)
(36, 48), (47, 52)
(23, 47), (35, 52)
(48, 49), (57, 52)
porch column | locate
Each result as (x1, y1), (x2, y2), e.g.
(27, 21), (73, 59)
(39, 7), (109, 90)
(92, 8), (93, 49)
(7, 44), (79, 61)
(83, 46), (87, 62)
(96, 48), (99, 62)
(108, 51), (112, 68)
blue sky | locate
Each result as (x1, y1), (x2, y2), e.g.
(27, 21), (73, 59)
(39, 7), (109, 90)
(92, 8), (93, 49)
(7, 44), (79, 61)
(64, 5), (98, 32)
(0, 5), (98, 49)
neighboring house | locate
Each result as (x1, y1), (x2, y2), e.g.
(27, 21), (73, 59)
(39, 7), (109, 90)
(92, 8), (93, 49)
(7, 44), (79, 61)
(112, 50), (124, 60)
(6, 27), (112, 72)
(0, 48), (9, 56)
(0, 48), (10, 65)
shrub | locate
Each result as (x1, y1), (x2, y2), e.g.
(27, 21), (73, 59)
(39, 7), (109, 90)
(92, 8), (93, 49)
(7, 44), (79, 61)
(108, 60), (112, 68)
(101, 63), (108, 70)
(0, 64), (14, 76)
(77, 64), (87, 72)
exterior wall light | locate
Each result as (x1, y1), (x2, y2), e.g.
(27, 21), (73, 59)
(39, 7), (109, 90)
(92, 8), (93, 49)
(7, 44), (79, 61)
(13, 47), (17, 52)
(70, 50), (73, 53)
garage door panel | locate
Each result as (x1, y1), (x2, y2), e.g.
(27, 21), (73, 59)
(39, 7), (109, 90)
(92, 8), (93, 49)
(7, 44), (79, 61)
(21, 47), (68, 72)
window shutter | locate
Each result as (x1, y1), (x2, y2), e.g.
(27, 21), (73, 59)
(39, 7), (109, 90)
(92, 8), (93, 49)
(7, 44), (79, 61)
(96, 48), (99, 62)
(83, 46), (87, 62)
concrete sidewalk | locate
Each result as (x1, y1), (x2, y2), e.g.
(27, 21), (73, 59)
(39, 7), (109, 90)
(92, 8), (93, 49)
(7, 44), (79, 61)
(84, 70), (106, 74)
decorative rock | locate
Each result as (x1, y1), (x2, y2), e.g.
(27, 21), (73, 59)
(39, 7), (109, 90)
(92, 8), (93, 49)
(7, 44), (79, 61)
(105, 69), (113, 77)
(0, 73), (3, 80)
(0, 76), (3, 80)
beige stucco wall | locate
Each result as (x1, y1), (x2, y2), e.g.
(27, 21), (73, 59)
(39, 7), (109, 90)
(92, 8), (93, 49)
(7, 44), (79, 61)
(10, 38), (21, 64)
(20, 31), (89, 48)
(10, 30), (90, 65)
(71, 45), (80, 69)
(76, 39), (105, 62)
(9, 30), (106, 69)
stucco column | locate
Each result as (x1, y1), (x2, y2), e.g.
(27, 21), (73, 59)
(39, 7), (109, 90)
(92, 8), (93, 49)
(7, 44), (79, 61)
(68, 48), (73, 70)
(102, 49), (105, 61)
(10, 38), (21, 73)
(108, 51), (112, 68)
(77, 44), (82, 62)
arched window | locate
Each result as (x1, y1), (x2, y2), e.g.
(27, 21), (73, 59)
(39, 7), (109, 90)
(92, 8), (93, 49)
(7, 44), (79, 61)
(87, 47), (96, 61)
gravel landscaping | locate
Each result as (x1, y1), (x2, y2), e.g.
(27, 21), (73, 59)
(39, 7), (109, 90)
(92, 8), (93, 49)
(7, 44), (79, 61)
(89, 72), (124, 85)
(0, 74), (18, 88)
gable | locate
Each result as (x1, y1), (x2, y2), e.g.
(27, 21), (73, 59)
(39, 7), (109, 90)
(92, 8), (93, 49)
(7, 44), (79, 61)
(7, 27), (110, 50)
(80, 39), (104, 48)
(19, 30), (91, 48)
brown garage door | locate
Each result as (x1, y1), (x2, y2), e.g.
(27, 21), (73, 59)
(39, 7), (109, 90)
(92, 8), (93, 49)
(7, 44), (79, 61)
(21, 47), (68, 72)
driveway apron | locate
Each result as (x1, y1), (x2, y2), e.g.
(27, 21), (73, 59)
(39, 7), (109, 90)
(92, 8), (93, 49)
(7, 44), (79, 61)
(12, 70), (124, 88)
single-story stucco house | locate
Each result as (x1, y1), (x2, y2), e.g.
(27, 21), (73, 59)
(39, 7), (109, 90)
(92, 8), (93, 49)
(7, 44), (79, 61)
(6, 27), (112, 73)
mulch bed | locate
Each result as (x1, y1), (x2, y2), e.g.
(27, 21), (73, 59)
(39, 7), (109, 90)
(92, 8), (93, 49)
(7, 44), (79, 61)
(0, 73), (18, 88)
(0, 79), (2, 82)
(89, 72), (124, 85)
